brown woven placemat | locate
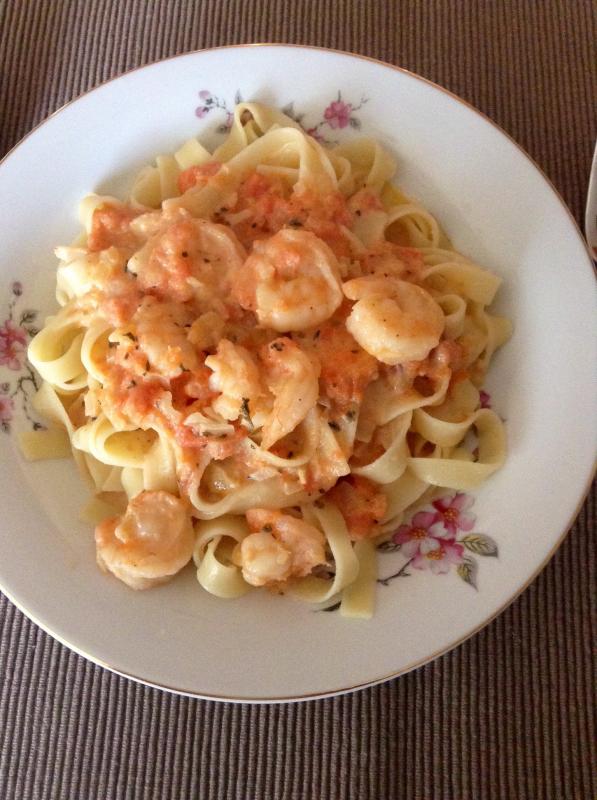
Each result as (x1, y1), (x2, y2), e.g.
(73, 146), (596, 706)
(1, 2), (595, 798)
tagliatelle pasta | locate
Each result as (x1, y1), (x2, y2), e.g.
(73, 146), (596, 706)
(24, 102), (511, 617)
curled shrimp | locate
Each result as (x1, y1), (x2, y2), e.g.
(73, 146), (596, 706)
(205, 339), (266, 423)
(130, 217), (246, 304)
(235, 509), (326, 587)
(232, 228), (343, 331)
(95, 490), (195, 590)
(342, 276), (444, 364)
(259, 337), (319, 450)
(134, 298), (199, 378)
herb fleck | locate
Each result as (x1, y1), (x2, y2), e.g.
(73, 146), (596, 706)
(239, 397), (254, 430)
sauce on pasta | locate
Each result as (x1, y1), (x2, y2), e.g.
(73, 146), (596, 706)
(25, 103), (511, 617)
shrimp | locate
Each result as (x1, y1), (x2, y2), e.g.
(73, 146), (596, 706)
(205, 339), (266, 422)
(259, 337), (319, 450)
(327, 475), (388, 540)
(134, 298), (199, 378)
(360, 243), (424, 282)
(88, 202), (140, 252)
(232, 229), (343, 331)
(95, 490), (195, 590)
(342, 275), (444, 364)
(236, 509), (326, 587)
(303, 314), (379, 409)
(130, 217), (246, 304)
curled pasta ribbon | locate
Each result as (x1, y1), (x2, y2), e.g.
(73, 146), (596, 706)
(339, 539), (377, 619)
(130, 138), (213, 208)
(380, 468), (429, 527)
(412, 378), (480, 447)
(78, 194), (121, 233)
(241, 409), (320, 469)
(408, 409), (506, 489)
(333, 138), (396, 192)
(422, 261), (502, 305)
(352, 412), (412, 484)
(384, 204), (442, 248)
(28, 314), (87, 393)
(82, 430), (177, 499)
(168, 125), (338, 219)
(19, 381), (74, 464)
(187, 471), (311, 520)
(193, 516), (251, 599)
(358, 369), (450, 435)
(289, 503), (359, 605)
(72, 414), (157, 468)
(474, 309), (513, 376)
(436, 294), (467, 340)
(80, 322), (112, 383)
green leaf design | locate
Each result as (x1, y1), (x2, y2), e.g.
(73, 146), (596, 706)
(377, 540), (401, 553)
(20, 309), (37, 324)
(457, 556), (478, 589)
(461, 534), (498, 557)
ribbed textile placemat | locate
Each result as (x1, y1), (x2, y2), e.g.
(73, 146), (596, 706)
(0, 2), (595, 798)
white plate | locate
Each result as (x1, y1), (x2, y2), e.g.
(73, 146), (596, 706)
(0, 46), (594, 702)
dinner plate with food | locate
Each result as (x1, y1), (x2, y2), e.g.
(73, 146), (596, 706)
(0, 45), (594, 701)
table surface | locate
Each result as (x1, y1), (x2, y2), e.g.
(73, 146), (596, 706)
(1, 1), (595, 798)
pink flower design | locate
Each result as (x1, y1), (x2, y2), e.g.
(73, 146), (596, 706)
(479, 389), (491, 409)
(0, 393), (13, 424)
(412, 540), (465, 574)
(324, 99), (353, 129)
(195, 106), (209, 118)
(432, 493), (476, 536)
(198, 90), (211, 100)
(393, 510), (452, 558)
(0, 319), (28, 370)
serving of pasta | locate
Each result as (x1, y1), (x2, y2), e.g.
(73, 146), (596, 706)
(24, 102), (511, 618)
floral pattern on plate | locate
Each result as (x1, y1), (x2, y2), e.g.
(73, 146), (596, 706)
(7, 99), (499, 597)
(0, 281), (41, 433)
(378, 491), (498, 590)
(195, 89), (368, 144)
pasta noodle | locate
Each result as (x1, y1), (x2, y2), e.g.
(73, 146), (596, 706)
(25, 102), (511, 614)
